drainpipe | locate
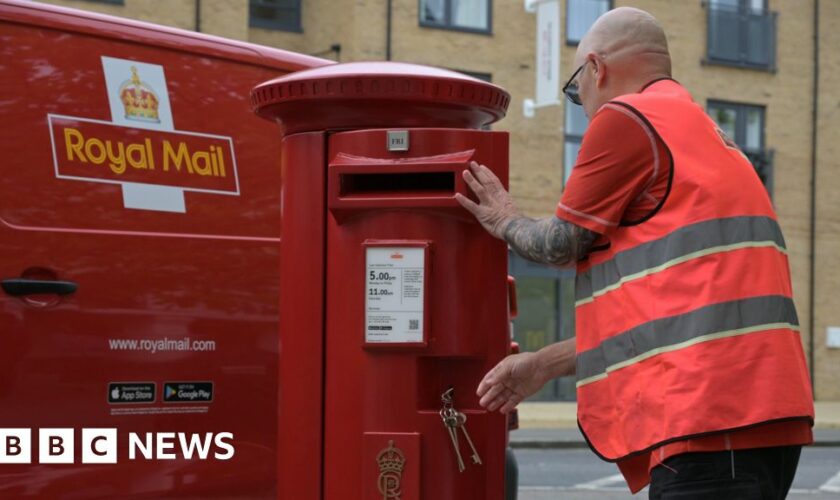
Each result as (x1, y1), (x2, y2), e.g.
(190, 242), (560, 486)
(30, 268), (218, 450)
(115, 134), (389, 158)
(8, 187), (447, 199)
(195, 0), (201, 32)
(386, 0), (393, 60)
(808, 0), (819, 394)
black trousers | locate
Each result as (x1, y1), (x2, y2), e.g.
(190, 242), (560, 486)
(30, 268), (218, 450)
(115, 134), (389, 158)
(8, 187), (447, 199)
(648, 445), (802, 499)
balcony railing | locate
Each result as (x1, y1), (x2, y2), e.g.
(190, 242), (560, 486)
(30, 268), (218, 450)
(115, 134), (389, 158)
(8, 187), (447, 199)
(705, 3), (777, 71)
(744, 148), (774, 198)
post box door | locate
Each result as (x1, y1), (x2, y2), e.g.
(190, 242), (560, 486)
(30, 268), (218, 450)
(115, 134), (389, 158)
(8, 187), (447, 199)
(323, 128), (510, 500)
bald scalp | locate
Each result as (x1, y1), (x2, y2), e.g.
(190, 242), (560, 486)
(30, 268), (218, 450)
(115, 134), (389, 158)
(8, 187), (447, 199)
(578, 7), (671, 78)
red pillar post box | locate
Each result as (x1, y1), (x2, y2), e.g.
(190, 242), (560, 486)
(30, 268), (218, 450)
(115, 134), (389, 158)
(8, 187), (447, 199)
(251, 62), (512, 500)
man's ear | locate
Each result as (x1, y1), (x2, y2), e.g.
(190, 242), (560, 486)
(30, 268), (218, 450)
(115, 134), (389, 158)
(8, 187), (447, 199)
(589, 54), (607, 88)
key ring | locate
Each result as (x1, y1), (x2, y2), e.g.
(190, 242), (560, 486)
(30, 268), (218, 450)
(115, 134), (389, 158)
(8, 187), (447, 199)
(441, 386), (455, 406)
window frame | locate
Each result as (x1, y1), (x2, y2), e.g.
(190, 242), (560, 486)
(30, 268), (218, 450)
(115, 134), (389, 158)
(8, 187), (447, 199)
(565, 0), (613, 46)
(563, 103), (589, 187)
(708, 0), (769, 14)
(707, 99), (773, 197)
(508, 252), (576, 401)
(703, 0), (776, 71)
(456, 70), (492, 83)
(418, 0), (493, 35)
(707, 99), (766, 152)
(249, 0), (303, 33)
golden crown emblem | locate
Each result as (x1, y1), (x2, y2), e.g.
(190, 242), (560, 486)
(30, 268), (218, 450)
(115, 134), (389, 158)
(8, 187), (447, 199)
(376, 440), (406, 474)
(119, 66), (160, 123)
(376, 440), (405, 500)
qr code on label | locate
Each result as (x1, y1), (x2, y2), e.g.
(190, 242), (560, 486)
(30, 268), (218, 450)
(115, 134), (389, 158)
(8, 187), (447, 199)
(409, 319), (419, 330)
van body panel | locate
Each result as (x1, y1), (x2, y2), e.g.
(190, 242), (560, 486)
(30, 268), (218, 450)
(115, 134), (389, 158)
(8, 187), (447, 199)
(0, 1), (329, 497)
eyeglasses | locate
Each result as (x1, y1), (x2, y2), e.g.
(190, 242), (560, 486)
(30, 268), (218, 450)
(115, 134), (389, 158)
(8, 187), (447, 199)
(562, 62), (587, 106)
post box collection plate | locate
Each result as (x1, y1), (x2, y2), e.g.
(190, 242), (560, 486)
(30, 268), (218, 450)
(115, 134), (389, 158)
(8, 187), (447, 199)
(364, 240), (430, 346)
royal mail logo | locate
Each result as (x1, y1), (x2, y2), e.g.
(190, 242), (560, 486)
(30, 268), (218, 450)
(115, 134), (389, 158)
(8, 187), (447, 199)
(45, 57), (240, 213)
(48, 116), (236, 193)
(0, 429), (234, 464)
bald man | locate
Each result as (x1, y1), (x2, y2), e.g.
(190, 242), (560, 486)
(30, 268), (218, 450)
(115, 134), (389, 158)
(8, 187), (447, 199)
(457, 7), (814, 499)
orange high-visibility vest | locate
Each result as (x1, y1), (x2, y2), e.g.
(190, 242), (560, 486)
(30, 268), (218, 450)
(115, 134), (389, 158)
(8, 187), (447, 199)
(575, 79), (814, 461)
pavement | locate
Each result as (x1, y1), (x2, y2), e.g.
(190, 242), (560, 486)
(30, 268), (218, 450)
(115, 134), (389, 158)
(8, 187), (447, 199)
(510, 401), (840, 449)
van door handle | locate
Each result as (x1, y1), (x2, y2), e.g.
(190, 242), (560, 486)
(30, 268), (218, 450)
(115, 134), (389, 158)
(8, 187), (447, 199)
(1, 279), (78, 297)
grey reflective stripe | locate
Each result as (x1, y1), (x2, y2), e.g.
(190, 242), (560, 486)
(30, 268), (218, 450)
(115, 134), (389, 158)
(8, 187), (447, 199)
(575, 295), (799, 388)
(576, 216), (787, 306)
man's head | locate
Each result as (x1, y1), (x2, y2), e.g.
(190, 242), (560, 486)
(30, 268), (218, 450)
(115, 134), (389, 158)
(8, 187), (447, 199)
(565, 7), (671, 118)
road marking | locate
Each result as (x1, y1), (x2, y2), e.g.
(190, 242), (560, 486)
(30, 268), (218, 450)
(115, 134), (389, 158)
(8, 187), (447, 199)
(520, 486), (829, 496)
(573, 473), (626, 490)
(520, 485), (629, 493)
(820, 469), (840, 493)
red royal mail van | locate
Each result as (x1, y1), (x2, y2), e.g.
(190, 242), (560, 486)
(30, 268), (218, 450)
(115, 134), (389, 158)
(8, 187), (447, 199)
(0, 1), (327, 497)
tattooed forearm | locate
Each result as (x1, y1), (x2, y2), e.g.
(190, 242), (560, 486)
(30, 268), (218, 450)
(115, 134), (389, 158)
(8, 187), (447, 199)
(503, 216), (598, 266)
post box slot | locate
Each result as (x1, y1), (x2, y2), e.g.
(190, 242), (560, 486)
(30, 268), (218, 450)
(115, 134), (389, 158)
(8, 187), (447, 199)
(328, 150), (478, 215)
(340, 171), (455, 197)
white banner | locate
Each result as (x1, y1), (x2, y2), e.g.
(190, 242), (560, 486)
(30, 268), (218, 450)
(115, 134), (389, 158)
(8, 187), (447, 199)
(535, 0), (560, 107)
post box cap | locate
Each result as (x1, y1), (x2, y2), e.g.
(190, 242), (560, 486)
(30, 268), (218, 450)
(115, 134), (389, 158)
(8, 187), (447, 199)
(250, 62), (510, 134)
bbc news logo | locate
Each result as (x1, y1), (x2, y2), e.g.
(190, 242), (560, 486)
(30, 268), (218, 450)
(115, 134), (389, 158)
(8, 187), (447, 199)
(0, 429), (234, 464)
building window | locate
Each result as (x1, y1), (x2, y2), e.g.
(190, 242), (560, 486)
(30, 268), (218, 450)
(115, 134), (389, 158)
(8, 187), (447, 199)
(457, 70), (491, 83)
(564, 104), (589, 185)
(419, 0), (492, 34)
(566, 0), (610, 45)
(708, 100), (773, 196)
(249, 0), (302, 32)
(509, 252), (577, 401)
(705, 0), (776, 70)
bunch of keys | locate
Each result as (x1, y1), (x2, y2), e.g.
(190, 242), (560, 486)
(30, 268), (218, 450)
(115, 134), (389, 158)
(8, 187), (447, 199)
(440, 387), (482, 472)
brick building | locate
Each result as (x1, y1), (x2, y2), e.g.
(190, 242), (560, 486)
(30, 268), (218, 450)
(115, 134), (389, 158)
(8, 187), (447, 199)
(36, 0), (840, 400)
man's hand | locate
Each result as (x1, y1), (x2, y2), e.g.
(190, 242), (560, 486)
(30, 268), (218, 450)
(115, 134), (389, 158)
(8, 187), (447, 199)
(456, 161), (598, 266)
(455, 161), (520, 240)
(476, 352), (549, 414)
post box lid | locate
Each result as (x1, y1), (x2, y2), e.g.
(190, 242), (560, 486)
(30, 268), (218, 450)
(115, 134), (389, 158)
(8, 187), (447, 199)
(250, 62), (510, 135)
